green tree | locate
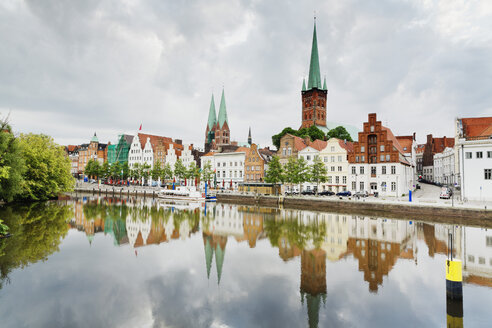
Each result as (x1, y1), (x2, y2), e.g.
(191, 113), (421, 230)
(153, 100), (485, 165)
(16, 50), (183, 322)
(0, 117), (25, 202)
(272, 126), (326, 150)
(110, 161), (122, 180)
(17, 133), (74, 201)
(122, 162), (129, 180)
(272, 127), (299, 149)
(141, 163), (151, 184)
(187, 162), (200, 186)
(132, 163), (141, 180)
(151, 161), (162, 182)
(296, 157), (310, 193)
(326, 126), (353, 142)
(264, 156), (284, 185)
(160, 163), (173, 184)
(284, 157), (299, 192)
(174, 159), (186, 184)
(201, 161), (214, 186)
(101, 161), (110, 180)
(310, 156), (328, 194)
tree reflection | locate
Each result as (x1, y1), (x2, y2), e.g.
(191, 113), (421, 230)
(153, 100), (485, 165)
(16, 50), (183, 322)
(0, 202), (72, 289)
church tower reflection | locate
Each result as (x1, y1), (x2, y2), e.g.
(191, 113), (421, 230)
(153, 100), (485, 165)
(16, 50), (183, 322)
(300, 248), (327, 328)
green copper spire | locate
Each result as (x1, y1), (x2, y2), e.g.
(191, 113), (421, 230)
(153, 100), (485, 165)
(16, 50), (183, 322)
(204, 236), (214, 279)
(91, 132), (99, 143)
(302, 78), (307, 91)
(307, 20), (322, 90)
(215, 243), (225, 284)
(322, 77), (327, 90)
(217, 88), (228, 128)
(207, 94), (217, 130)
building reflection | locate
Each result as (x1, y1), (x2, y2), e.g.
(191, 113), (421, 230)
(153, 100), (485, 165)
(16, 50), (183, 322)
(69, 198), (492, 328)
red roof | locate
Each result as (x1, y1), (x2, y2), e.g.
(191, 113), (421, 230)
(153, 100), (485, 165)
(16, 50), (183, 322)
(337, 139), (354, 152)
(382, 126), (404, 154)
(432, 137), (454, 153)
(461, 117), (492, 138)
(66, 145), (78, 152)
(395, 136), (413, 153)
(416, 144), (425, 154)
(309, 139), (327, 151)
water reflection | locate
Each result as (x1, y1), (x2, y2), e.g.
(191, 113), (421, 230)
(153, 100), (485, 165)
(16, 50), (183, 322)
(1, 196), (491, 327)
(0, 202), (72, 289)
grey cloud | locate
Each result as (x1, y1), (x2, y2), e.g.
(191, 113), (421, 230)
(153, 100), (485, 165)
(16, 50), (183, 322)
(1, 0), (491, 147)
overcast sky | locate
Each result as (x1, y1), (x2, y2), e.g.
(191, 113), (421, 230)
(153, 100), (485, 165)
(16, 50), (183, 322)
(2, 0), (492, 148)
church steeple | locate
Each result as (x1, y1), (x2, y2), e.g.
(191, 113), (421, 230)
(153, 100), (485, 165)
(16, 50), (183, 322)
(217, 88), (228, 129)
(307, 19), (322, 90)
(207, 94), (217, 130)
(248, 127), (252, 145)
(322, 77), (327, 91)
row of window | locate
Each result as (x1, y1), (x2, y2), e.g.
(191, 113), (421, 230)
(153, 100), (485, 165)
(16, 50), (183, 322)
(355, 154), (392, 163)
(351, 165), (397, 175)
(217, 170), (243, 178)
(246, 166), (261, 171)
(217, 161), (243, 167)
(351, 181), (397, 192)
(465, 151), (492, 159)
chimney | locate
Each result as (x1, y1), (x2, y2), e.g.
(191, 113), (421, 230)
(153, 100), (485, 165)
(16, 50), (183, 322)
(427, 134), (433, 144)
(175, 139), (182, 145)
(413, 132), (416, 141)
(304, 136), (311, 145)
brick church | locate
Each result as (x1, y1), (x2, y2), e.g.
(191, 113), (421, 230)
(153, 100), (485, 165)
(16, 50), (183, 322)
(299, 20), (359, 141)
(204, 89), (231, 152)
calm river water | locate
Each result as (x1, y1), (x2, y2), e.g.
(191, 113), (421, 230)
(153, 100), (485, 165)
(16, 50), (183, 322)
(0, 196), (491, 328)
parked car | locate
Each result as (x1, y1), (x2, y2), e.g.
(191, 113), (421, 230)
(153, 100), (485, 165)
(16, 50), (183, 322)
(336, 191), (352, 197)
(319, 190), (335, 196)
(353, 191), (368, 198)
(301, 189), (316, 196)
(440, 187), (452, 199)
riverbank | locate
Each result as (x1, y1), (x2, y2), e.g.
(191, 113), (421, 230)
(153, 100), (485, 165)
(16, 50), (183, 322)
(216, 193), (492, 227)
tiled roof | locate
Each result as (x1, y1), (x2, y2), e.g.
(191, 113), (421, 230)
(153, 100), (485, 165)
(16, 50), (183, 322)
(395, 136), (413, 153)
(123, 134), (134, 145)
(137, 133), (172, 150)
(309, 139), (327, 151)
(461, 117), (492, 138)
(66, 145), (78, 152)
(337, 139), (354, 152)
(382, 126), (404, 155)
(432, 137), (454, 153)
(234, 147), (251, 155)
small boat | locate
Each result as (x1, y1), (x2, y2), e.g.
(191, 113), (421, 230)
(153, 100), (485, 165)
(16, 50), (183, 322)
(158, 186), (204, 201)
(205, 194), (217, 202)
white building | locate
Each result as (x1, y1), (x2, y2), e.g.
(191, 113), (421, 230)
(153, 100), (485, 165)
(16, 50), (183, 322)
(319, 138), (353, 193)
(456, 117), (492, 201)
(433, 147), (456, 185)
(128, 133), (156, 170)
(297, 140), (326, 192)
(180, 144), (196, 168)
(200, 147), (249, 189)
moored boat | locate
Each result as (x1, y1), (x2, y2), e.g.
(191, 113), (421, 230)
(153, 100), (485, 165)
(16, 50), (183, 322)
(158, 186), (204, 201)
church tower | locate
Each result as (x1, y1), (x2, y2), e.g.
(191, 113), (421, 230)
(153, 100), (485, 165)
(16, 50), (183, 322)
(301, 19), (327, 130)
(215, 88), (231, 146)
(204, 94), (217, 152)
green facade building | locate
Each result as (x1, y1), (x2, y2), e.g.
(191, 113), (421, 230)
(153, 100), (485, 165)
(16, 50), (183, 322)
(108, 134), (134, 165)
